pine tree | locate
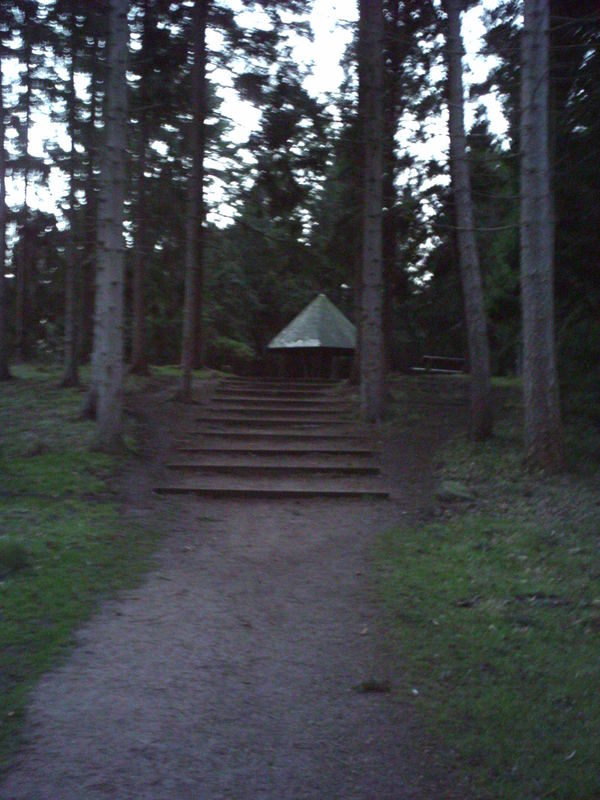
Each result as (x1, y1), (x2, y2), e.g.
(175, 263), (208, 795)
(60, 3), (80, 386)
(129, 0), (152, 376)
(0, 42), (11, 381)
(446, 0), (493, 438)
(520, 0), (562, 468)
(381, 0), (438, 368)
(129, 0), (185, 374)
(181, 0), (209, 401)
(79, 22), (103, 363)
(359, 0), (385, 422)
(91, 0), (129, 449)
(11, 0), (49, 362)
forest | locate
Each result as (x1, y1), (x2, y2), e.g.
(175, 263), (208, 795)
(0, 0), (598, 461)
(1, 3), (600, 794)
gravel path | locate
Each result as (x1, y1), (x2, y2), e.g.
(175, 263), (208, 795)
(1, 384), (461, 799)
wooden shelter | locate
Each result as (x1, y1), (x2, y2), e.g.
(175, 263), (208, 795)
(268, 293), (356, 378)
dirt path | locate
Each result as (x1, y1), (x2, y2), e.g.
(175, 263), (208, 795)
(2, 381), (466, 799)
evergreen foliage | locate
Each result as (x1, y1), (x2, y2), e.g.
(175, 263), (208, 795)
(0, 0), (597, 434)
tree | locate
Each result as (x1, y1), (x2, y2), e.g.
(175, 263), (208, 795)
(181, 0), (209, 401)
(359, 0), (385, 422)
(45, 2), (108, 378)
(60, 3), (80, 386)
(11, 0), (49, 362)
(0, 45), (11, 380)
(90, 0), (129, 449)
(79, 14), (105, 363)
(129, 0), (184, 375)
(446, 0), (493, 438)
(520, 0), (562, 469)
(548, 1), (600, 405)
(228, 61), (330, 360)
(129, 0), (152, 376)
(381, 0), (438, 368)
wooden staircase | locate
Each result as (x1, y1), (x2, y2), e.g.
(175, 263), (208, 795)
(155, 377), (389, 499)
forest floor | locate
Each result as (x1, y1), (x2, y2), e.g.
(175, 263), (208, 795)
(2, 370), (598, 799)
(0, 371), (468, 799)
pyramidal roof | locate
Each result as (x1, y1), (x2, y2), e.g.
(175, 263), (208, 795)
(268, 293), (356, 350)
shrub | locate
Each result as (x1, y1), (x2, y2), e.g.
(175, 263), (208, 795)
(207, 336), (255, 374)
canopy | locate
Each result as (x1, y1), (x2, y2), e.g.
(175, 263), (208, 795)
(268, 293), (356, 350)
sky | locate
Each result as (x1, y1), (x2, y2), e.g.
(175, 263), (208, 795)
(204, 0), (507, 223)
(4, 0), (509, 228)
(207, 0), (506, 148)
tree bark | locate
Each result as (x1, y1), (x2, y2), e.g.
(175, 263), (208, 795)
(446, 0), (493, 439)
(359, 0), (385, 422)
(520, 0), (563, 469)
(80, 31), (101, 363)
(181, 0), (208, 399)
(382, 0), (400, 372)
(62, 10), (80, 387)
(90, 0), (128, 449)
(130, 142), (148, 375)
(0, 52), (11, 381)
(15, 222), (27, 362)
(349, 264), (361, 385)
(130, 0), (150, 376)
(15, 33), (33, 364)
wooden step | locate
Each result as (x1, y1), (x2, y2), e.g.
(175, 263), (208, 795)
(184, 431), (366, 441)
(210, 395), (344, 406)
(195, 416), (353, 427)
(154, 485), (389, 499)
(201, 405), (352, 417)
(211, 388), (339, 399)
(165, 463), (380, 476)
(174, 446), (374, 456)
(221, 378), (338, 386)
(218, 385), (338, 394)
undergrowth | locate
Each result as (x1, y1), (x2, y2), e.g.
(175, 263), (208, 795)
(0, 365), (164, 767)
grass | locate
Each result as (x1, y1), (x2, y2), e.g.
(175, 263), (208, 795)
(150, 364), (216, 379)
(379, 377), (600, 800)
(0, 364), (167, 767)
(0, 541), (31, 575)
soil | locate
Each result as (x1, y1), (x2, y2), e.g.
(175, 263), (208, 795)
(1, 377), (469, 799)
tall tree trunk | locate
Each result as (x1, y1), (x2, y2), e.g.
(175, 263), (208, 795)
(91, 0), (128, 449)
(349, 264), (361, 385)
(193, 189), (206, 369)
(181, 0), (208, 399)
(382, 0), (399, 372)
(80, 32), (100, 363)
(350, 0), (368, 389)
(62, 13), (80, 387)
(520, 0), (563, 469)
(15, 41), (33, 363)
(0, 53), (11, 381)
(130, 138), (148, 375)
(15, 223), (26, 361)
(130, 0), (150, 376)
(446, 0), (493, 439)
(359, 0), (385, 422)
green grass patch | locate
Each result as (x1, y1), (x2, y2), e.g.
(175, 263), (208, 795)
(0, 365), (163, 767)
(379, 516), (599, 799)
(150, 364), (214, 379)
(379, 378), (600, 799)
(490, 375), (522, 390)
(386, 373), (471, 431)
(0, 540), (32, 575)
